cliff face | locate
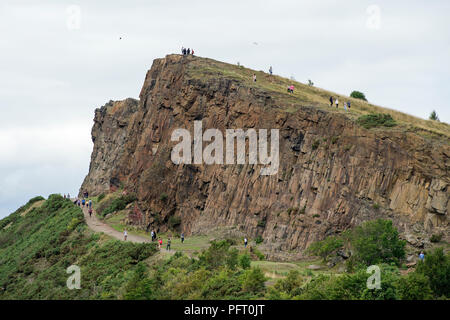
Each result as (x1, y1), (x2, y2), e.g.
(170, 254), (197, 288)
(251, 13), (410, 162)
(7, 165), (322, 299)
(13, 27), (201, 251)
(81, 54), (449, 259)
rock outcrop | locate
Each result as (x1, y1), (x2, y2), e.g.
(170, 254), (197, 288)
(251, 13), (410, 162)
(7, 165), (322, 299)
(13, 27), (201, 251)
(80, 54), (449, 259)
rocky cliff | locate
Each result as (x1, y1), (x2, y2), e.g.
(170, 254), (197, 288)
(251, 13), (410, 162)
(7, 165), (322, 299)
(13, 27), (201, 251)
(80, 54), (449, 259)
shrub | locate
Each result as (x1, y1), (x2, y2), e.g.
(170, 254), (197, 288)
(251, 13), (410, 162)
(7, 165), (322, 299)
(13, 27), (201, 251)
(350, 90), (367, 101)
(257, 220), (266, 228)
(429, 110), (439, 121)
(372, 203), (380, 210)
(98, 194), (106, 202)
(331, 136), (339, 145)
(307, 236), (343, 261)
(396, 272), (433, 300)
(241, 268), (266, 294)
(239, 254), (251, 269)
(255, 235), (263, 245)
(100, 194), (137, 217)
(349, 219), (405, 266)
(356, 113), (397, 129)
(430, 233), (442, 243)
(415, 248), (450, 297)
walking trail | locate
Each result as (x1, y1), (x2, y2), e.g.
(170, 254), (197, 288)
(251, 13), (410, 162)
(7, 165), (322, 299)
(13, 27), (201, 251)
(80, 204), (151, 243)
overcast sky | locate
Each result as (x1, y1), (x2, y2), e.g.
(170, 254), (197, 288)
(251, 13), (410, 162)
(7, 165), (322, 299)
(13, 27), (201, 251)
(1, 0), (449, 218)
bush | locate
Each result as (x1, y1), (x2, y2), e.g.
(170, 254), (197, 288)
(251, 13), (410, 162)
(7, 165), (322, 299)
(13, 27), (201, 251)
(307, 236), (343, 261)
(98, 194), (106, 202)
(241, 268), (266, 294)
(396, 272), (433, 300)
(356, 113), (397, 129)
(415, 248), (450, 297)
(100, 194), (137, 217)
(255, 235), (263, 244)
(257, 220), (266, 228)
(349, 219), (405, 266)
(239, 254), (251, 269)
(429, 110), (439, 121)
(430, 233), (442, 243)
(350, 90), (367, 101)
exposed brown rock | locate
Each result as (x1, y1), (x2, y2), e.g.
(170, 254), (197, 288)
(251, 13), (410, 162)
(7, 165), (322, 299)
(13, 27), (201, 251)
(80, 54), (449, 259)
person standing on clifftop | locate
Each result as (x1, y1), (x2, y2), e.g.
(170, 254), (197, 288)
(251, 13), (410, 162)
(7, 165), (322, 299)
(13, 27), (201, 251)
(329, 96), (333, 107)
(269, 66), (273, 75)
(187, 48), (190, 55)
(335, 97), (339, 108)
(191, 48), (194, 56)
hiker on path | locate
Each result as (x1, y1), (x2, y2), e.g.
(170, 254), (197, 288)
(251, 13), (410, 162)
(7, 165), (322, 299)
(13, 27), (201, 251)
(158, 238), (163, 250)
(287, 85), (294, 93)
(181, 233), (185, 243)
(88, 208), (93, 218)
(244, 237), (248, 248)
(419, 251), (425, 261)
(269, 66), (273, 75)
(77, 199), (80, 207)
(82, 199), (86, 207)
(88, 199), (92, 209)
(187, 48), (190, 55)
(347, 101), (351, 109)
(166, 238), (171, 251)
(123, 229), (128, 241)
(329, 96), (333, 107)
(335, 97), (339, 108)
(344, 102), (348, 111)
(151, 230), (155, 241)
(191, 48), (194, 55)
(181, 46), (184, 54)
(252, 74), (256, 82)
(67, 193), (70, 199)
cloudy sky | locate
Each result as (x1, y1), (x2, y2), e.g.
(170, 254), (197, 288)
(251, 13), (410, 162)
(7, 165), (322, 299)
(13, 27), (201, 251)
(0, 0), (449, 218)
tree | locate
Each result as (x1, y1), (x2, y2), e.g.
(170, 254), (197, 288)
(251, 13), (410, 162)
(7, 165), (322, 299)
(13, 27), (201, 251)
(429, 110), (439, 121)
(415, 248), (450, 297)
(396, 272), (433, 300)
(349, 219), (406, 266)
(350, 91), (367, 101)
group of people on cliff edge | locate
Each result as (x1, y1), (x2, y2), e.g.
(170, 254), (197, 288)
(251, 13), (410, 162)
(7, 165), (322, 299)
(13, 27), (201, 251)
(181, 47), (194, 56)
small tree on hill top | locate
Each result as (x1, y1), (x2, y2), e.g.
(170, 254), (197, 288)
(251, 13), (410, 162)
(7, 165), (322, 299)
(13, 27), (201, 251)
(429, 110), (439, 121)
(350, 91), (367, 101)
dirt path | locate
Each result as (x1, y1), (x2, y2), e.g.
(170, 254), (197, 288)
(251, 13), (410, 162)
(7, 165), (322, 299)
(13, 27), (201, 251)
(80, 204), (151, 243)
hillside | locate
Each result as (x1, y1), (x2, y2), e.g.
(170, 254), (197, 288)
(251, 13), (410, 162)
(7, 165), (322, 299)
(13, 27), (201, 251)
(1, 196), (448, 300)
(79, 54), (448, 260)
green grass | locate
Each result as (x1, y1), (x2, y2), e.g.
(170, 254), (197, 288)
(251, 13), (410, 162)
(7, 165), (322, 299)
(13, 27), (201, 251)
(185, 55), (450, 140)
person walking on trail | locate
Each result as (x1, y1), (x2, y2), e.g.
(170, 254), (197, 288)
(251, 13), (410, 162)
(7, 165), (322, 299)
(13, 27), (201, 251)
(252, 74), (256, 82)
(347, 101), (351, 109)
(123, 229), (128, 241)
(269, 66), (273, 75)
(151, 230), (155, 241)
(88, 208), (93, 218)
(244, 237), (248, 248)
(187, 48), (190, 55)
(344, 102), (348, 111)
(88, 199), (92, 209)
(329, 96), (334, 107)
(181, 233), (185, 243)
(191, 48), (194, 56)
(82, 199), (85, 207)
(419, 251), (425, 261)
(166, 238), (171, 251)
(158, 238), (163, 250)
(335, 97), (339, 108)
(287, 85), (294, 93)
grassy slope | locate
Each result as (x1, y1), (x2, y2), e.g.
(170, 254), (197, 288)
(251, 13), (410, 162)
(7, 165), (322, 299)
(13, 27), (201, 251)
(0, 195), (157, 299)
(186, 56), (450, 141)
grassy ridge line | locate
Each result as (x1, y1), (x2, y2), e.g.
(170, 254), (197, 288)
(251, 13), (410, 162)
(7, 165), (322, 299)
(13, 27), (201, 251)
(185, 56), (450, 139)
